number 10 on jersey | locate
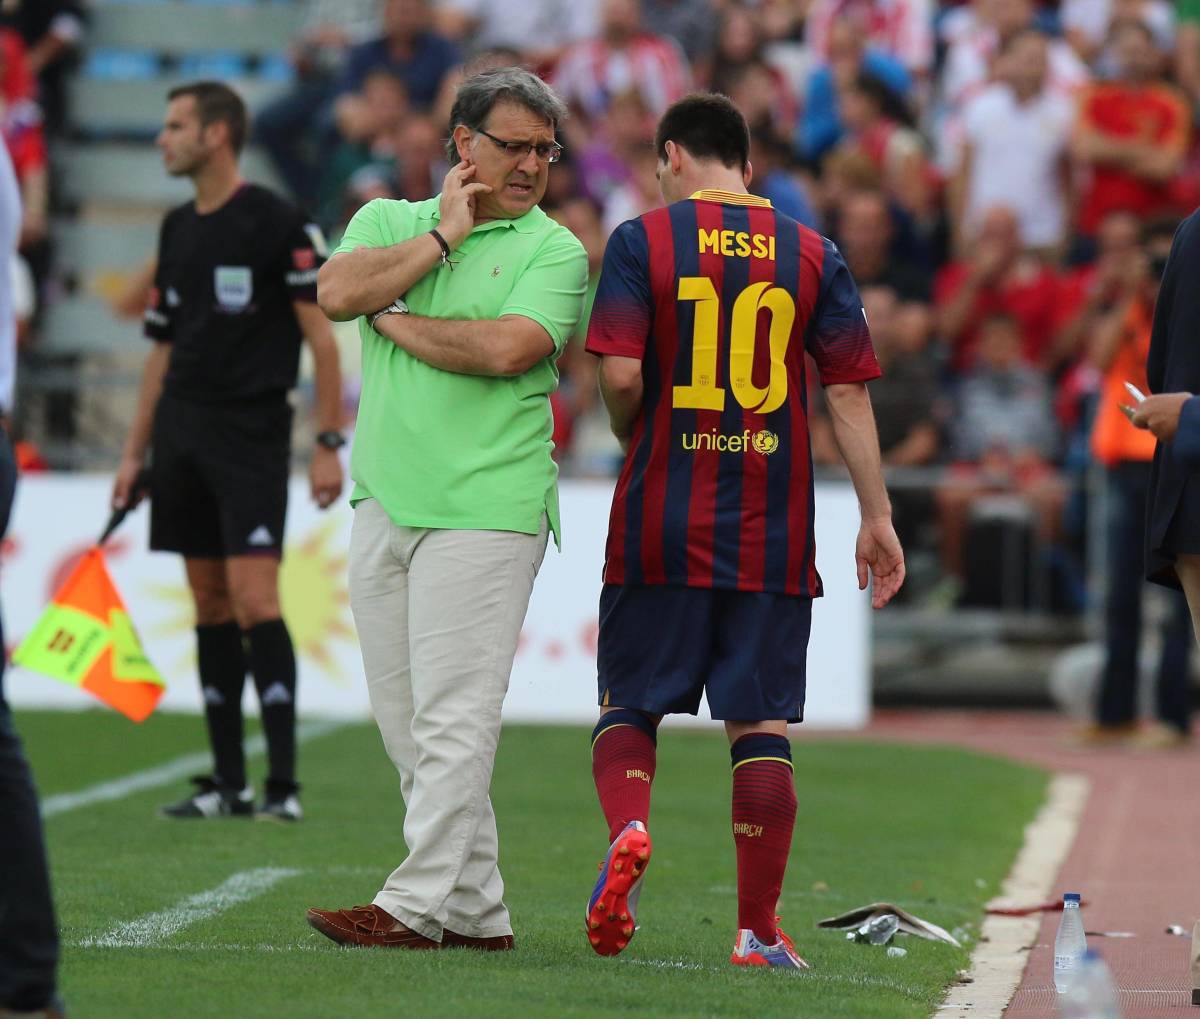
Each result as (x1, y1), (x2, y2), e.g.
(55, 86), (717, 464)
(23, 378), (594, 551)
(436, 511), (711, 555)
(672, 276), (797, 415)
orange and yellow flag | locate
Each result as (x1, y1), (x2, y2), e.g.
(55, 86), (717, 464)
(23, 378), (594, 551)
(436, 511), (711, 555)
(13, 548), (165, 722)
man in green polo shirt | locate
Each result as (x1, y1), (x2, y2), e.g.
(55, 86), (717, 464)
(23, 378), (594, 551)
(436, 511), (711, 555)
(307, 67), (587, 951)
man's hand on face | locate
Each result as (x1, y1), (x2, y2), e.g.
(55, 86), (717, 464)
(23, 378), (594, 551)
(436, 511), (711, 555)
(437, 161), (493, 249)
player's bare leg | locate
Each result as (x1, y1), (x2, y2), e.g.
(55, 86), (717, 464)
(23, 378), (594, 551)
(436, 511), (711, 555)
(725, 720), (808, 970)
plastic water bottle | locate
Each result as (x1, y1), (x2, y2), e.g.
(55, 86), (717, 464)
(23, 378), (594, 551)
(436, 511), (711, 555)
(1058, 950), (1121, 1018)
(1053, 892), (1087, 993)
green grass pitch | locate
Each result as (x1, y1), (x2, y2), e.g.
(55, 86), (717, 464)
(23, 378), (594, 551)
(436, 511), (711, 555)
(16, 709), (1046, 1019)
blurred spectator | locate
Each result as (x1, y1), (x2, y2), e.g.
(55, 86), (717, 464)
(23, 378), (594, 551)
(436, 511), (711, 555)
(953, 29), (1074, 256)
(705, 5), (797, 132)
(748, 125), (817, 229)
(601, 142), (663, 235)
(935, 206), (1064, 370)
(641, 0), (716, 64)
(799, 14), (911, 164)
(335, 0), (460, 112)
(576, 87), (653, 209)
(321, 70), (412, 222)
(434, 0), (596, 66)
(722, 61), (796, 141)
(0, 0), (85, 136)
(1062, 0), (1175, 70)
(935, 313), (1064, 584)
(833, 188), (930, 300)
(1050, 210), (1141, 371)
(805, 0), (934, 76)
(1082, 217), (1193, 747)
(550, 197), (604, 459)
(941, 0), (1088, 117)
(1176, 0), (1200, 101)
(255, 0), (383, 210)
(832, 72), (934, 222)
(1071, 18), (1190, 237)
(552, 0), (691, 130)
(862, 286), (941, 467)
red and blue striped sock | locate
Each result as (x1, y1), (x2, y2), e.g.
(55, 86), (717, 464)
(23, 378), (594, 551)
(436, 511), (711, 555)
(591, 710), (657, 842)
(731, 733), (796, 944)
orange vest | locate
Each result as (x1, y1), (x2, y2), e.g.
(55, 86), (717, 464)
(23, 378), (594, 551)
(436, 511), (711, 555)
(1090, 299), (1158, 465)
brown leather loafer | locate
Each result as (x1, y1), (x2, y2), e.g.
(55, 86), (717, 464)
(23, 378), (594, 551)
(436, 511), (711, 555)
(441, 929), (516, 951)
(307, 904), (440, 949)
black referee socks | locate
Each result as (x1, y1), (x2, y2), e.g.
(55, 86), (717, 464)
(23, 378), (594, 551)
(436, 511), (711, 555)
(245, 619), (298, 795)
(195, 621), (248, 790)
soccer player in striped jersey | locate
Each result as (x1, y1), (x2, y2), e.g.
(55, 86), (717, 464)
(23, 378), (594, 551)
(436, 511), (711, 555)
(582, 93), (905, 969)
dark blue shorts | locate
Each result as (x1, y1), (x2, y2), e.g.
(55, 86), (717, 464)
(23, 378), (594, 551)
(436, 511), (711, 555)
(596, 584), (813, 723)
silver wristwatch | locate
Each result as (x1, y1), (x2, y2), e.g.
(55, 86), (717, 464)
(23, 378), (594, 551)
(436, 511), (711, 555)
(369, 298), (410, 329)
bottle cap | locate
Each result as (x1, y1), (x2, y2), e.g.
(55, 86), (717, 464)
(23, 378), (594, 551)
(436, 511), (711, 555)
(1064, 892), (1081, 902)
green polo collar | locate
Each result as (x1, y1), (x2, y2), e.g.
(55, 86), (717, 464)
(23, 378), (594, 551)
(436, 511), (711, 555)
(420, 195), (546, 235)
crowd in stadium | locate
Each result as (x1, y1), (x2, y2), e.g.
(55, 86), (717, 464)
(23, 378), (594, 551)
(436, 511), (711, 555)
(6, 0), (1200, 610)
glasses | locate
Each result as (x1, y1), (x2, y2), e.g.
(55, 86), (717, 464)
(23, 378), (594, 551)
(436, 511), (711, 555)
(477, 128), (563, 164)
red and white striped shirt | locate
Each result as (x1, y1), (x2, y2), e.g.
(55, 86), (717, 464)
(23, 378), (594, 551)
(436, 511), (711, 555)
(552, 33), (692, 121)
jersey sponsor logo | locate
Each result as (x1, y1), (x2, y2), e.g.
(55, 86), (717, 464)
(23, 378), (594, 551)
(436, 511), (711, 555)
(681, 427), (781, 455)
(285, 268), (319, 286)
(292, 248), (316, 271)
(246, 524), (275, 547)
(697, 228), (776, 261)
(490, 265), (502, 277)
(215, 266), (253, 311)
(304, 223), (329, 257)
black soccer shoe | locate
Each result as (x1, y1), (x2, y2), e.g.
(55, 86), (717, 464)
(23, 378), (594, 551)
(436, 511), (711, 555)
(158, 775), (254, 819)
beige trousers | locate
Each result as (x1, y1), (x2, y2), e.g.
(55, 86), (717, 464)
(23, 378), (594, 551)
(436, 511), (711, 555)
(1175, 554), (1200, 651)
(347, 498), (548, 941)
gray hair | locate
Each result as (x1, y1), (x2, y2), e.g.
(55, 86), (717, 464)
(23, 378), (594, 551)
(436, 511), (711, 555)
(444, 67), (568, 164)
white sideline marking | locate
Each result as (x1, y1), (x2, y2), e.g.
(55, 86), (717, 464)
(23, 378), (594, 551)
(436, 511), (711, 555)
(41, 720), (342, 818)
(934, 772), (1090, 1018)
(81, 868), (302, 948)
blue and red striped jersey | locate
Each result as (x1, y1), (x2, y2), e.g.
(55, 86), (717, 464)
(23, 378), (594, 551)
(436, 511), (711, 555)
(585, 190), (880, 596)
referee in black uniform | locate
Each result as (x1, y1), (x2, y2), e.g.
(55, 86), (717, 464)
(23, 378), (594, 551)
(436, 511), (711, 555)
(111, 82), (344, 822)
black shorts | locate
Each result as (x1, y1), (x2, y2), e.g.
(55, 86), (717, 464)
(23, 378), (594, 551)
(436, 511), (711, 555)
(596, 583), (813, 723)
(150, 393), (292, 559)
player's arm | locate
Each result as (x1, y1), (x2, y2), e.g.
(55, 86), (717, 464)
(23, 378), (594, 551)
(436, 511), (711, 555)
(598, 355), (643, 453)
(824, 382), (905, 608)
(318, 162), (491, 321)
(293, 300), (345, 509)
(584, 219), (653, 450)
(112, 341), (169, 510)
(808, 239), (903, 607)
(374, 312), (554, 376)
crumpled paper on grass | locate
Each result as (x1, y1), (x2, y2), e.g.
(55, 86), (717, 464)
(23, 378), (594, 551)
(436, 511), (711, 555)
(817, 903), (962, 947)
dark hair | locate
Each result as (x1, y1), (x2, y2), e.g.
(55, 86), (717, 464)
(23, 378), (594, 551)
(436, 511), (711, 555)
(167, 81), (248, 153)
(654, 92), (749, 170)
(847, 72), (915, 129)
(445, 66), (567, 163)
(1143, 214), (1180, 246)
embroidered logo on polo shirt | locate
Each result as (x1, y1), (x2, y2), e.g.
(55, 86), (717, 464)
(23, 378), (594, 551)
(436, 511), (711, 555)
(491, 266), (503, 277)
